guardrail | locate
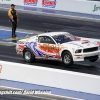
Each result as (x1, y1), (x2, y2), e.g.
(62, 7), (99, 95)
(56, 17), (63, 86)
(0, 60), (100, 97)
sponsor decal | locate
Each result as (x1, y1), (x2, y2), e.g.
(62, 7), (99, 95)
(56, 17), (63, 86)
(77, 57), (81, 59)
(93, 4), (100, 12)
(77, 37), (81, 40)
(42, 0), (56, 8)
(82, 40), (90, 43)
(0, 65), (2, 73)
(97, 42), (100, 50)
(26, 42), (61, 59)
(97, 42), (100, 46)
(24, 0), (38, 6)
(39, 44), (63, 53)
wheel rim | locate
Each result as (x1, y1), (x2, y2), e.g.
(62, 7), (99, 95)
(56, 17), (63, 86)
(63, 54), (71, 64)
(25, 51), (31, 60)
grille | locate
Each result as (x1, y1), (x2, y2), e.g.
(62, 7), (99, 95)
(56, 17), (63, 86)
(83, 47), (98, 53)
(84, 55), (98, 60)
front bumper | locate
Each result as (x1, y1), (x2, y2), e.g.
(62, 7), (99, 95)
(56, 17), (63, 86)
(73, 50), (100, 61)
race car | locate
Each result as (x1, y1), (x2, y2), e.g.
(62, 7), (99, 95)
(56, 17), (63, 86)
(16, 32), (100, 66)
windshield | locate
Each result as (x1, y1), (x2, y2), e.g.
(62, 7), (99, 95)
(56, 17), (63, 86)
(52, 33), (77, 44)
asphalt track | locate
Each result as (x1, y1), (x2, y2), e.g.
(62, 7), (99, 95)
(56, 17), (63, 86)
(0, 95), (77, 100)
(0, 9), (100, 39)
(0, 9), (100, 100)
(0, 9), (100, 75)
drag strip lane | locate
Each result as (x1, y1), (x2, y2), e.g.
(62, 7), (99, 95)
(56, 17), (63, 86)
(0, 45), (100, 75)
(1, 9), (100, 39)
(0, 9), (100, 75)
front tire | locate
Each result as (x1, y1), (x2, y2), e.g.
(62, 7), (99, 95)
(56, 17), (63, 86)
(62, 51), (73, 66)
(23, 49), (35, 63)
(89, 58), (98, 62)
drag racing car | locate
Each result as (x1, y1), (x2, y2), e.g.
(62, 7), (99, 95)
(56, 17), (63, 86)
(16, 32), (100, 66)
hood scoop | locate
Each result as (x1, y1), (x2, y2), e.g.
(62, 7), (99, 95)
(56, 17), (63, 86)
(82, 40), (90, 44)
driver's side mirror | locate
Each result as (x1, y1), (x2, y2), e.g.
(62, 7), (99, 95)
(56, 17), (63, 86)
(58, 43), (61, 45)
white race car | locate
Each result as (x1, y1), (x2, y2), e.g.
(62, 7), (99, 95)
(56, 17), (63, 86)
(16, 32), (100, 66)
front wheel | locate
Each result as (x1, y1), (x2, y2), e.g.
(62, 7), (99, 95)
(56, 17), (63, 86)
(89, 58), (98, 62)
(62, 51), (73, 66)
(23, 49), (35, 63)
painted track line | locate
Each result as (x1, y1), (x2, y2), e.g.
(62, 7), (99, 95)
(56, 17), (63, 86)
(0, 29), (34, 34)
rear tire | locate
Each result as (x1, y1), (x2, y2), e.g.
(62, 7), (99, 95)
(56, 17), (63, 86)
(23, 49), (35, 63)
(62, 51), (73, 66)
(89, 58), (98, 62)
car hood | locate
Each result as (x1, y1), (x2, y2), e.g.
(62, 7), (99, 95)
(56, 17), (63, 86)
(61, 41), (98, 49)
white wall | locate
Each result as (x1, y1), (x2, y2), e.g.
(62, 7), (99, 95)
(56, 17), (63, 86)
(61, 0), (92, 14)
(0, 0), (17, 5)
(0, 61), (100, 95)
(0, 0), (100, 16)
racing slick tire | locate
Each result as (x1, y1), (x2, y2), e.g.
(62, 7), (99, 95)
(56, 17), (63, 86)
(23, 49), (35, 63)
(62, 51), (73, 66)
(89, 58), (98, 62)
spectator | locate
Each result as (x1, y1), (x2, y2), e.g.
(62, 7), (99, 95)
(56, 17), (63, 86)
(8, 4), (19, 37)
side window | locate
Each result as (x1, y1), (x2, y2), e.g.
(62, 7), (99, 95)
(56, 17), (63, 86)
(38, 36), (55, 44)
